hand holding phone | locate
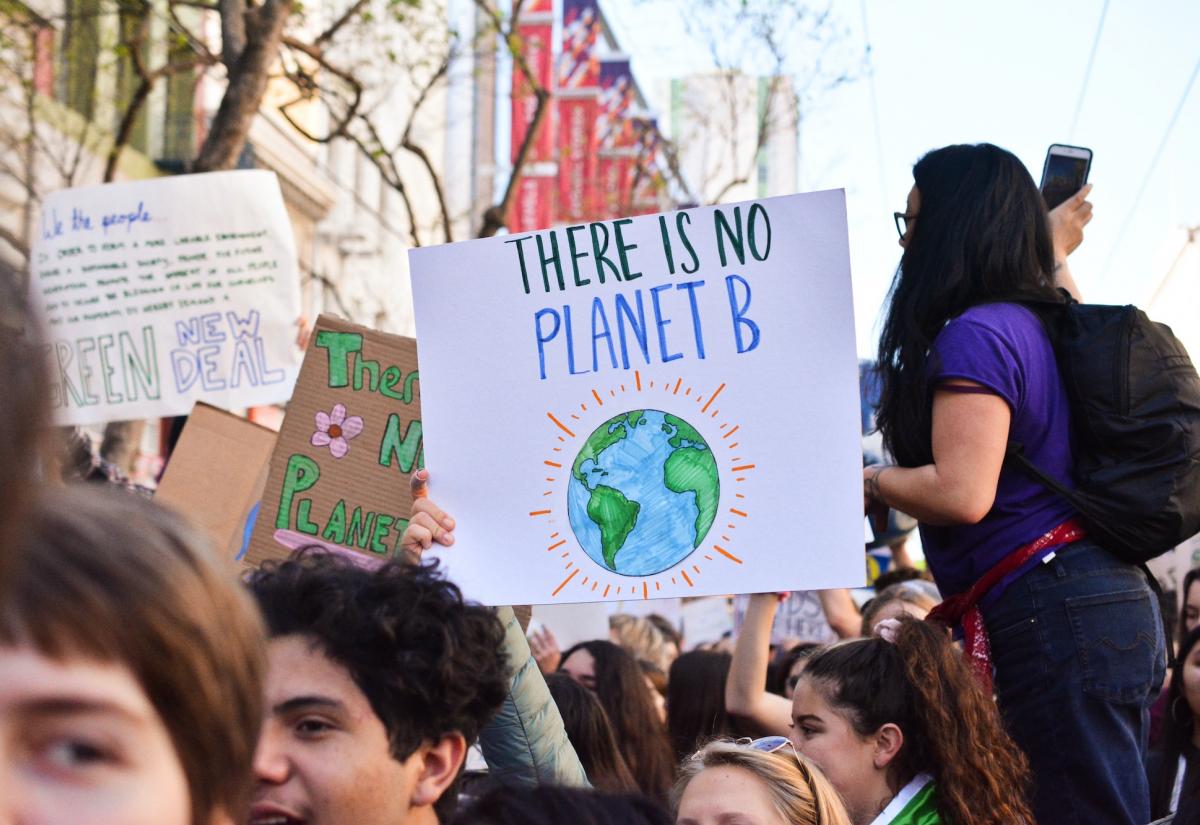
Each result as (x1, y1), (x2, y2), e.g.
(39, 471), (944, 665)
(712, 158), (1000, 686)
(1040, 144), (1093, 210)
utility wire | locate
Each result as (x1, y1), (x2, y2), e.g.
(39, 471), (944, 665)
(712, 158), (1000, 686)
(1069, 0), (1109, 139)
(1101, 55), (1200, 281)
(860, 0), (889, 215)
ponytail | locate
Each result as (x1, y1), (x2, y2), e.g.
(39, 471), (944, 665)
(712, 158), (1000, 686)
(803, 618), (1033, 825)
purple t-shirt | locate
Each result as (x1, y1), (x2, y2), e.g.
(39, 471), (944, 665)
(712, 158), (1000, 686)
(919, 303), (1078, 598)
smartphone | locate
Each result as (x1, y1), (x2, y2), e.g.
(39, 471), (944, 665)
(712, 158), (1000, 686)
(1040, 144), (1092, 210)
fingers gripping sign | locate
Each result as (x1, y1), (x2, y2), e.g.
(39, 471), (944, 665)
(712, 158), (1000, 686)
(401, 469), (457, 558)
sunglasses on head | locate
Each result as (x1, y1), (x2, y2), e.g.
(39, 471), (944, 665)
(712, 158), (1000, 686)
(743, 737), (825, 825)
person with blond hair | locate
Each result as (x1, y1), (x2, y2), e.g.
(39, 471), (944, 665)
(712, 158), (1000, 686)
(673, 739), (851, 825)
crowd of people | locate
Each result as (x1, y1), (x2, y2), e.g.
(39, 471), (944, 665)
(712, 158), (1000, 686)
(2, 141), (1195, 825)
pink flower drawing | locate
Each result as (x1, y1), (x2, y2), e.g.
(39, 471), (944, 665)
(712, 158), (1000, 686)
(311, 403), (363, 459)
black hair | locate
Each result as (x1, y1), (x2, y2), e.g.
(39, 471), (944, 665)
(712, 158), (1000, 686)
(545, 673), (638, 793)
(666, 650), (742, 761)
(1179, 568), (1200, 648)
(452, 785), (672, 825)
(768, 642), (823, 697)
(1152, 626), (1200, 818)
(875, 143), (1061, 467)
(559, 639), (675, 800)
(246, 553), (508, 760)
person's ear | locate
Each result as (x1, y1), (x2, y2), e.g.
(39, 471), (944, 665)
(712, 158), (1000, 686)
(410, 733), (468, 808)
(872, 723), (905, 769)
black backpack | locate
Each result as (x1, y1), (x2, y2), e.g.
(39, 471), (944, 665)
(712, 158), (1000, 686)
(1008, 294), (1200, 564)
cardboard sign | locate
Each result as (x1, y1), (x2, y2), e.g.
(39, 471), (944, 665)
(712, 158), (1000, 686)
(410, 191), (864, 605)
(244, 315), (421, 568)
(30, 170), (303, 425)
(155, 403), (276, 564)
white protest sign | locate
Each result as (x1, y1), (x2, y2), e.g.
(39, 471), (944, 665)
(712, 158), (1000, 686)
(681, 596), (734, 649)
(410, 190), (864, 605)
(31, 170), (302, 425)
(531, 602), (612, 651)
(733, 592), (838, 645)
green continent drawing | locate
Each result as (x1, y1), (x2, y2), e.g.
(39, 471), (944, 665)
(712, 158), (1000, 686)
(568, 409), (721, 576)
(587, 484), (641, 568)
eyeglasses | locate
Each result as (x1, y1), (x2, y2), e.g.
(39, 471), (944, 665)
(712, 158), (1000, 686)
(743, 737), (824, 825)
(894, 211), (916, 240)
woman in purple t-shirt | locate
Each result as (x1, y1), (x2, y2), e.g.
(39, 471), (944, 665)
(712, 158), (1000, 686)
(862, 143), (1164, 825)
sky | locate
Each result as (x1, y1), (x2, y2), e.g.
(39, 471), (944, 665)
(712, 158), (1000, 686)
(601, 0), (1200, 356)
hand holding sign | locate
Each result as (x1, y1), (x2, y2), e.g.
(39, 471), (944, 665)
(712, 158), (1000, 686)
(402, 469), (456, 555)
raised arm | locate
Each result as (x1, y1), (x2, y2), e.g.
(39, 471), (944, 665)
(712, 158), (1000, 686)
(725, 592), (793, 736)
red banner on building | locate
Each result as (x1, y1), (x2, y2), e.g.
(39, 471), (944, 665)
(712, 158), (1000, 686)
(512, 172), (557, 233)
(511, 9), (554, 165)
(558, 0), (601, 90)
(556, 92), (599, 223)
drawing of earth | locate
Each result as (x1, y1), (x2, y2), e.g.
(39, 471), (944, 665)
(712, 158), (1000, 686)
(568, 409), (719, 576)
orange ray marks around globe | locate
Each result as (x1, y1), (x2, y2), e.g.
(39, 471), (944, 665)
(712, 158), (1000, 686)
(721, 535), (731, 542)
(727, 523), (737, 529)
(552, 447), (562, 452)
(561, 552), (570, 559)
(732, 464), (756, 472)
(701, 383), (726, 413)
(730, 508), (749, 518)
(548, 539), (567, 552)
(581, 576), (589, 586)
(736, 477), (747, 482)
(711, 409), (720, 418)
(617, 586), (623, 595)
(714, 545), (744, 564)
(581, 403), (588, 411)
(643, 582), (649, 600)
(731, 456), (741, 462)
(543, 491), (553, 497)
(655, 581), (661, 591)
(551, 531), (560, 538)
(694, 564), (704, 572)
(553, 569), (580, 597)
(592, 389), (604, 406)
(685, 387), (692, 396)
(609, 389), (616, 397)
(604, 584), (612, 597)
(636, 371), (643, 391)
(570, 414), (581, 420)
(548, 412), (577, 438)
(722, 425), (740, 440)
(649, 380), (655, 388)
(719, 422), (728, 428)
(591, 581), (599, 592)
(727, 442), (739, 449)
(544, 460), (562, 468)
(566, 562), (573, 570)
(735, 493), (745, 499)
(681, 570), (694, 587)
(530, 509), (552, 517)
(671, 577), (677, 585)
(545, 477), (556, 482)
(621, 384), (626, 392)
(673, 378), (682, 395)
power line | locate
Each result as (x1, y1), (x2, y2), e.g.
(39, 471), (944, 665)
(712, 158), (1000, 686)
(1069, 0), (1109, 139)
(859, 0), (889, 215)
(1101, 55), (1200, 281)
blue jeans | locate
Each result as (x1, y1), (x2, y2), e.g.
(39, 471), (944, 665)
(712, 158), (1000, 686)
(981, 538), (1165, 825)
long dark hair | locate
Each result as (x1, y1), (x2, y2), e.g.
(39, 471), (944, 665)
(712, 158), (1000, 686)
(1152, 626), (1200, 818)
(1179, 568), (1200, 648)
(666, 650), (744, 761)
(875, 143), (1060, 466)
(801, 617), (1033, 825)
(545, 673), (638, 793)
(560, 640), (675, 800)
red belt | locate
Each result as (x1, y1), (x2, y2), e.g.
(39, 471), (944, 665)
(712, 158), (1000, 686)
(927, 518), (1087, 694)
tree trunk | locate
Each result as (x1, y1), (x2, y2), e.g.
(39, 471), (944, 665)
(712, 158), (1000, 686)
(194, 0), (292, 172)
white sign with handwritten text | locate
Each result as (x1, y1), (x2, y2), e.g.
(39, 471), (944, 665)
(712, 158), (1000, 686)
(31, 170), (302, 425)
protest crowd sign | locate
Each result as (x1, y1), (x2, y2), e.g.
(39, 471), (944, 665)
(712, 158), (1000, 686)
(29, 170), (302, 426)
(244, 315), (422, 569)
(410, 190), (864, 605)
(154, 403), (277, 565)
